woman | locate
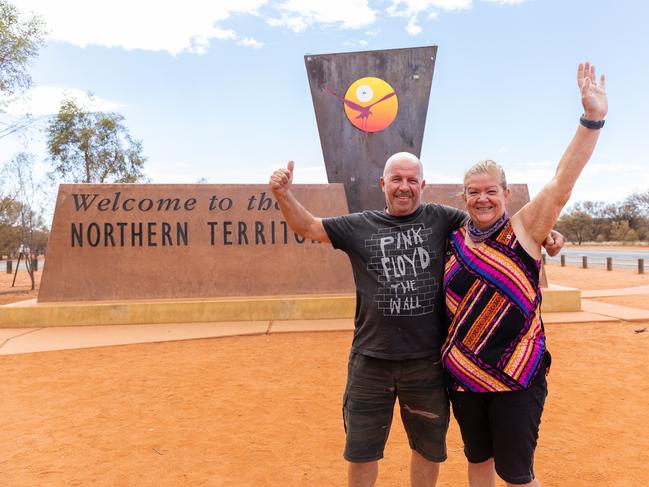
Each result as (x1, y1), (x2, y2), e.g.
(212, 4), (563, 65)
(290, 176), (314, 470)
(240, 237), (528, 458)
(442, 62), (607, 487)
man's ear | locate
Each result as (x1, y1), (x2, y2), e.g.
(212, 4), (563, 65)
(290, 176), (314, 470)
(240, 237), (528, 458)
(380, 176), (386, 192)
(504, 186), (511, 204)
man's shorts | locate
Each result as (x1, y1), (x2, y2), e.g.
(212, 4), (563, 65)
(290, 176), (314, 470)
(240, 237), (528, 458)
(449, 370), (548, 485)
(342, 352), (449, 463)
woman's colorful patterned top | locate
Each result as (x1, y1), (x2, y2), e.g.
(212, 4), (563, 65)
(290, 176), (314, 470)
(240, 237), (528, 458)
(442, 219), (546, 392)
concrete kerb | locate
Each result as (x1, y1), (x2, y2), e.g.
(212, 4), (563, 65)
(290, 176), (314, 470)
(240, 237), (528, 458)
(1, 286), (584, 329)
(4, 286), (649, 356)
(580, 299), (649, 322)
(0, 295), (358, 329)
(0, 319), (358, 356)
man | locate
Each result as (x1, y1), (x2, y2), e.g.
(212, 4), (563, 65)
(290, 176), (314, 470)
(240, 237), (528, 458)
(269, 153), (561, 487)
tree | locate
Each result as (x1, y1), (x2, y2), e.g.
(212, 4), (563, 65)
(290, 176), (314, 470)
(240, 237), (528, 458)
(0, 195), (21, 254)
(566, 201), (610, 241)
(47, 98), (147, 183)
(1, 152), (49, 289)
(0, 161), (19, 253)
(609, 220), (639, 243)
(0, 0), (46, 138)
(556, 195), (649, 243)
(634, 219), (649, 241)
(626, 190), (649, 217)
(555, 210), (594, 245)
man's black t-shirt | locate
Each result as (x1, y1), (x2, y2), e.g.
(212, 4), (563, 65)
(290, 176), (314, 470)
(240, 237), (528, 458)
(323, 203), (466, 360)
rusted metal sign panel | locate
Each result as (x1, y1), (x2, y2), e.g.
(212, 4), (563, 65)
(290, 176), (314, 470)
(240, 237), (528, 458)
(306, 46), (437, 212)
(38, 184), (354, 302)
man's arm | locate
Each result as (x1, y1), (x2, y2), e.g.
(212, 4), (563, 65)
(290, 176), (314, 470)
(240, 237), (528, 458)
(269, 160), (330, 243)
(514, 62), (608, 247)
(542, 230), (564, 257)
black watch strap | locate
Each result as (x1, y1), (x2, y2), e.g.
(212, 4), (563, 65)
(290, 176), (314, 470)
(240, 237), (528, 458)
(580, 115), (605, 130)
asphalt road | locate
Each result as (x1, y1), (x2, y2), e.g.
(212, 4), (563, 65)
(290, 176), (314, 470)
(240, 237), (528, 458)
(544, 248), (649, 269)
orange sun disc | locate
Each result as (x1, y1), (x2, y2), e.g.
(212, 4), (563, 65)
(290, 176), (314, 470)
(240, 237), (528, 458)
(343, 77), (398, 133)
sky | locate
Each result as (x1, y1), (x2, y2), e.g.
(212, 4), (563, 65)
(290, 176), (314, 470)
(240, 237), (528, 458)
(3, 0), (648, 209)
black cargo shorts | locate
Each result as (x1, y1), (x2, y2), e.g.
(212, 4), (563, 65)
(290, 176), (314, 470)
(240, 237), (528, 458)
(342, 352), (450, 463)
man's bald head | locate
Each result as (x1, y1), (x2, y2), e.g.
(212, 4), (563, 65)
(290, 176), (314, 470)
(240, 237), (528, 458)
(380, 152), (426, 216)
(383, 152), (424, 179)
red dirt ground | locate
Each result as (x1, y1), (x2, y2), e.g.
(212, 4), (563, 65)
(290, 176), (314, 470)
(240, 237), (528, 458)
(1, 323), (648, 486)
(2, 262), (649, 485)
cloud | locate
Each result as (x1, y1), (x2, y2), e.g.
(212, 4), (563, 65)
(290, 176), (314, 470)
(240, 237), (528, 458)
(6, 86), (123, 116)
(425, 171), (462, 184)
(584, 161), (646, 175)
(386, 0), (527, 34)
(267, 0), (377, 33)
(499, 157), (648, 204)
(150, 162), (328, 184)
(238, 37), (265, 49)
(482, 0), (526, 5)
(386, 0), (471, 35)
(515, 160), (553, 168)
(290, 165), (328, 183)
(17, 0), (267, 55)
(498, 159), (555, 185)
(343, 39), (369, 47)
(567, 163), (649, 203)
(16, 0), (528, 52)
(267, 15), (309, 33)
(406, 16), (422, 35)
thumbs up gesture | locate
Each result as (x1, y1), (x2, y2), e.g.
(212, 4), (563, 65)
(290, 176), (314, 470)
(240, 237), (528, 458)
(269, 160), (294, 196)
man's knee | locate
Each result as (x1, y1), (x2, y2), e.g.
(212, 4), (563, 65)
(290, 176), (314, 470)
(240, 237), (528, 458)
(411, 449), (442, 469)
(410, 450), (441, 487)
(348, 460), (379, 487)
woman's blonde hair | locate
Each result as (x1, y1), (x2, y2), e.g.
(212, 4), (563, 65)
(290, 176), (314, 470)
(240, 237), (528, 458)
(463, 159), (507, 190)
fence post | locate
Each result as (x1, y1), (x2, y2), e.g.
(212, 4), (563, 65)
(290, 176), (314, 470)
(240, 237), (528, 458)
(606, 257), (612, 271)
(32, 255), (39, 272)
(560, 255), (566, 267)
(582, 256), (588, 269)
(639, 258), (645, 275)
(542, 254), (547, 264)
(6, 260), (12, 274)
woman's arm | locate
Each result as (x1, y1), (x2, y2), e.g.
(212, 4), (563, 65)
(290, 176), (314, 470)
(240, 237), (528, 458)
(513, 62), (608, 254)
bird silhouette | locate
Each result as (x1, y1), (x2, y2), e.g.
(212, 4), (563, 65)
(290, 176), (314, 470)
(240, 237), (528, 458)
(323, 86), (396, 132)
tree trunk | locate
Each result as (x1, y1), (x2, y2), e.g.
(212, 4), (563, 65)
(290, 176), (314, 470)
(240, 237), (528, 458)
(26, 254), (35, 291)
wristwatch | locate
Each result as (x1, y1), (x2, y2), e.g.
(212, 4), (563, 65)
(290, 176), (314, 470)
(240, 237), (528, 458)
(580, 115), (605, 130)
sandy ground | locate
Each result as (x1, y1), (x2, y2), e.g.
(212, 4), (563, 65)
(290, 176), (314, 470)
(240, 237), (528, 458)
(0, 265), (40, 305)
(1, 324), (648, 486)
(2, 262), (649, 485)
(545, 263), (649, 290)
(590, 296), (649, 310)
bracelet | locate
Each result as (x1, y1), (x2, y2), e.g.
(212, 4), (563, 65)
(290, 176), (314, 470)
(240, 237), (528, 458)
(580, 115), (605, 130)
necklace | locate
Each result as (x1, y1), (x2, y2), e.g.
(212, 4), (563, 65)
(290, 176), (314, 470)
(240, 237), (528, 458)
(466, 211), (509, 243)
